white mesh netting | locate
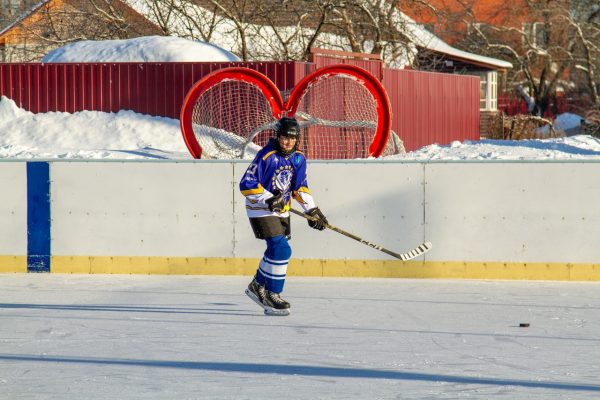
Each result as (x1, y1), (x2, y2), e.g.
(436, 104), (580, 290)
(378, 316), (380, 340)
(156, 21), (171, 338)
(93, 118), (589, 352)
(190, 74), (404, 159)
(191, 79), (277, 159)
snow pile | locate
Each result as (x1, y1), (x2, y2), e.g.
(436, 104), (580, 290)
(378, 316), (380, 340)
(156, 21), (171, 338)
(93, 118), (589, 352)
(42, 36), (240, 63)
(535, 112), (582, 137)
(554, 112), (583, 132)
(0, 96), (189, 160)
(194, 124), (262, 160)
(386, 136), (600, 161)
(2, 95), (600, 160)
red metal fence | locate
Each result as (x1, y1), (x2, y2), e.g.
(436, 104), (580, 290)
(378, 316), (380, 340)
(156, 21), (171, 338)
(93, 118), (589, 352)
(310, 48), (383, 81)
(384, 69), (480, 151)
(0, 61), (309, 118)
(0, 59), (479, 153)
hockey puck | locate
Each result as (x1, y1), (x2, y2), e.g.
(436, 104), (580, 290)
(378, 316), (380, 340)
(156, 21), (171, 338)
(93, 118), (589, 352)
(519, 323), (530, 327)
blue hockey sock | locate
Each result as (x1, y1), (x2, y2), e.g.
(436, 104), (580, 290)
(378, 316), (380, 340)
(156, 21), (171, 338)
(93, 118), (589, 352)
(256, 235), (291, 294)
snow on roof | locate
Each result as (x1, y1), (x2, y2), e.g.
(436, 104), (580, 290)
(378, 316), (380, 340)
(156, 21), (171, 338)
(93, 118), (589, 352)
(401, 13), (513, 70)
(41, 36), (240, 63)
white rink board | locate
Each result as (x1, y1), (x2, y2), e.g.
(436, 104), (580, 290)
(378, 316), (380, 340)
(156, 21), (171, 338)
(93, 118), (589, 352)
(0, 163), (26, 254)
(234, 162), (425, 259)
(425, 162), (600, 263)
(297, 162), (425, 259)
(233, 162), (258, 257)
(51, 162), (234, 257)
(4, 160), (600, 265)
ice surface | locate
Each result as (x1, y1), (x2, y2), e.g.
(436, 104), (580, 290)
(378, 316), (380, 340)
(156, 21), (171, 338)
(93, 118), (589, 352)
(1, 274), (599, 399)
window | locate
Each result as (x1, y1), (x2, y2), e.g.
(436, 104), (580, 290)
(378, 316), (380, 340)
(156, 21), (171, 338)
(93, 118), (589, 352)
(522, 22), (547, 47)
(474, 70), (498, 111)
(479, 72), (487, 110)
(489, 71), (497, 110)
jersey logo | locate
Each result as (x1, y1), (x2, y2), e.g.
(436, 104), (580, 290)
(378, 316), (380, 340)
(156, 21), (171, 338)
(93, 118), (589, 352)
(272, 165), (293, 194)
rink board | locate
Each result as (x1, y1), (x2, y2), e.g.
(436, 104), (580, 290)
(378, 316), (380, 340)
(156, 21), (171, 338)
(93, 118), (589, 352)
(1, 159), (599, 280)
(50, 162), (234, 257)
(0, 163), (27, 272)
(425, 163), (600, 264)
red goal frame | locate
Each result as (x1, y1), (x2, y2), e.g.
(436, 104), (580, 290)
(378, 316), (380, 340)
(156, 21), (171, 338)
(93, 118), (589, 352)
(180, 64), (391, 159)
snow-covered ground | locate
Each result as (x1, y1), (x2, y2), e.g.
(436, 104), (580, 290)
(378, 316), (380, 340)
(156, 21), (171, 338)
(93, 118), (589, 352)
(1, 274), (599, 399)
(2, 95), (600, 161)
(0, 96), (190, 160)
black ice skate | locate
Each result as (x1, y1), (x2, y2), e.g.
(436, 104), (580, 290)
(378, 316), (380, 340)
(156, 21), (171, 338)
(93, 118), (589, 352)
(245, 277), (266, 306)
(245, 277), (290, 316)
(263, 290), (290, 316)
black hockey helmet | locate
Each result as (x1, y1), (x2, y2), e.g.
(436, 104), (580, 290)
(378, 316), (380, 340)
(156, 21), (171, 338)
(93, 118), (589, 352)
(276, 117), (300, 139)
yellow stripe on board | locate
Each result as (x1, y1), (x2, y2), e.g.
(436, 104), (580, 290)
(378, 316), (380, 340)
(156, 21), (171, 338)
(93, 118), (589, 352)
(51, 256), (259, 275)
(0, 256), (27, 273)
(46, 256), (600, 281)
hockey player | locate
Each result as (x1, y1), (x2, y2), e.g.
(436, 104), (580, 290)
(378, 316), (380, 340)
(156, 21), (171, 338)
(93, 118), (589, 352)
(239, 116), (328, 316)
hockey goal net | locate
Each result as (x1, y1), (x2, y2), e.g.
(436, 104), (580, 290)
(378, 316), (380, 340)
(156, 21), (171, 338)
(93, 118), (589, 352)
(180, 65), (404, 160)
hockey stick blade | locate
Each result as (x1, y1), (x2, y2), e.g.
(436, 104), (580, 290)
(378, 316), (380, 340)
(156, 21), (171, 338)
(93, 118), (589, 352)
(290, 208), (432, 261)
(394, 241), (432, 261)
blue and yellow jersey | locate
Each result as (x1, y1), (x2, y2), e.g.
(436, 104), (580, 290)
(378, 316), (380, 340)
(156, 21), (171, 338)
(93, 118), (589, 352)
(240, 138), (316, 218)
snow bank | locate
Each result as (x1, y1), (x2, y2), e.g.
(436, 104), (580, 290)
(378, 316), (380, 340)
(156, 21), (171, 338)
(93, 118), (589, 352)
(42, 36), (240, 63)
(2, 93), (600, 160)
(0, 96), (189, 159)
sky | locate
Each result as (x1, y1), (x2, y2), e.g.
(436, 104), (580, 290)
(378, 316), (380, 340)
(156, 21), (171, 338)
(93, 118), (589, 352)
(1, 36), (600, 161)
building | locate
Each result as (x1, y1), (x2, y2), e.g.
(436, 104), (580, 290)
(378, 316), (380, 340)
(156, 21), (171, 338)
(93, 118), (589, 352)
(403, 0), (600, 118)
(0, 0), (163, 62)
(398, 12), (512, 135)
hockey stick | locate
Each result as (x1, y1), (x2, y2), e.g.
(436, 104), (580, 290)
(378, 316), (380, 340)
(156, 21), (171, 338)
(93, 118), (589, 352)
(289, 208), (432, 261)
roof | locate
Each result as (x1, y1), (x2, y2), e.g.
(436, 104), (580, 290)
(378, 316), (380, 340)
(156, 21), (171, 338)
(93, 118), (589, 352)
(401, 13), (513, 71)
(135, 1), (513, 71)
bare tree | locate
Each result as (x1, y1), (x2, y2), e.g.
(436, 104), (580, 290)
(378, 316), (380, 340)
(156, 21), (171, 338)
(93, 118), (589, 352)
(128, 0), (230, 42)
(448, 0), (600, 115)
(567, 0), (600, 109)
(205, 0), (264, 61)
(1, 1), (36, 31)
(127, 0), (424, 65)
(321, 0), (435, 67)
(130, 0), (176, 34)
(173, 0), (224, 41)
(247, 0), (333, 61)
(325, 0), (402, 54)
(4, 0), (162, 62)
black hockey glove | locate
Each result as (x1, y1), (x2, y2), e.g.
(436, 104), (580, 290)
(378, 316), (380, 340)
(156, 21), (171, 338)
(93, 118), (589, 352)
(306, 207), (328, 231)
(266, 190), (286, 212)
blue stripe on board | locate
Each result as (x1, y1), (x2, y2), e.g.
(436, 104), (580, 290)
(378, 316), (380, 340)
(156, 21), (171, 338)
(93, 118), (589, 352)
(27, 162), (51, 272)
